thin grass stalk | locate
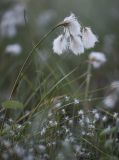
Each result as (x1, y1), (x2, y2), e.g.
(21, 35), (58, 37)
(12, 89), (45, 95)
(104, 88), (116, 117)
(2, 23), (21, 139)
(84, 62), (92, 108)
(9, 23), (63, 100)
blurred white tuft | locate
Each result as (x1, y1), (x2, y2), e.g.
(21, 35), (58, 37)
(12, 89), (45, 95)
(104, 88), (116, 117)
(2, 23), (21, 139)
(89, 52), (106, 68)
(5, 44), (22, 55)
(0, 4), (25, 38)
(103, 81), (119, 108)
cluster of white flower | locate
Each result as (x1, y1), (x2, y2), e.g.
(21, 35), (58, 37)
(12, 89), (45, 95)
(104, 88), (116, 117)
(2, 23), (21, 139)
(53, 13), (98, 55)
(89, 51), (106, 68)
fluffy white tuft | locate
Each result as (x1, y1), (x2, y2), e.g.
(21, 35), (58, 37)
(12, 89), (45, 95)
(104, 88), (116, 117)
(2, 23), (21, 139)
(82, 27), (98, 49)
(89, 52), (106, 68)
(52, 14), (99, 55)
(63, 13), (81, 36)
(103, 81), (119, 108)
(103, 94), (118, 108)
(111, 81), (119, 92)
(53, 34), (68, 55)
(69, 35), (84, 55)
(5, 44), (22, 55)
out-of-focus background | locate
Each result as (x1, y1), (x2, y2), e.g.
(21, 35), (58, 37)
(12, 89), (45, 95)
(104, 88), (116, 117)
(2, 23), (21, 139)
(1, 1), (119, 159)
(0, 0), (119, 104)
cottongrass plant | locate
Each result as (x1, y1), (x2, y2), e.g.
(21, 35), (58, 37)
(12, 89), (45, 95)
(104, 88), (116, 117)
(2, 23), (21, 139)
(1, 12), (119, 160)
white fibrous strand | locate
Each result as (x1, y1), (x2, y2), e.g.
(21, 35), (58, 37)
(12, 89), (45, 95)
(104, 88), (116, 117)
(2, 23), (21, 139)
(82, 27), (98, 49)
(69, 35), (84, 55)
(53, 34), (68, 55)
(63, 13), (81, 36)
(89, 52), (106, 68)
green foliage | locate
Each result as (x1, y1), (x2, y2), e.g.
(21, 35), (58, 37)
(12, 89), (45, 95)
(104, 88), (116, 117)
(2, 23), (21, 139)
(2, 100), (24, 109)
(0, 0), (119, 160)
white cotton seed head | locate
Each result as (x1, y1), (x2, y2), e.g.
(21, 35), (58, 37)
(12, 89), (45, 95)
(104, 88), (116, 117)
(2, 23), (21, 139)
(103, 94), (118, 108)
(63, 13), (81, 36)
(113, 112), (118, 118)
(52, 14), (98, 55)
(89, 52), (106, 68)
(53, 34), (68, 55)
(78, 110), (84, 115)
(110, 81), (119, 92)
(82, 27), (98, 49)
(103, 96), (115, 108)
(103, 81), (119, 108)
(102, 116), (107, 122)
(94, 113), (100, 120)
(69, 35), (84, 55)
(0, 4), (25, 38)
(74, 98), (80, 104)
(5, 44), (22, 55)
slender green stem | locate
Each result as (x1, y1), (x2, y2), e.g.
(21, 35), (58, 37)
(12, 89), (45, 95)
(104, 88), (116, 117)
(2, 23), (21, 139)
(24, 67), (78, 121)
(84, 62), (92, 103)
(16, 67), (77, 123)
(81, 137), (111, 158)
(0, 22), (64, 130)
(9, 23), (62, 100)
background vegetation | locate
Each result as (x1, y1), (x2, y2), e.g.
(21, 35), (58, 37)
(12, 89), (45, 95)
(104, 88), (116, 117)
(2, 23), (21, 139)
(0, 0), (119, 159)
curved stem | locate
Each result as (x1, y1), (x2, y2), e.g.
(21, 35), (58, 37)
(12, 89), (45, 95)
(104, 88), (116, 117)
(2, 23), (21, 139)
(9, 24), (61, 100)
